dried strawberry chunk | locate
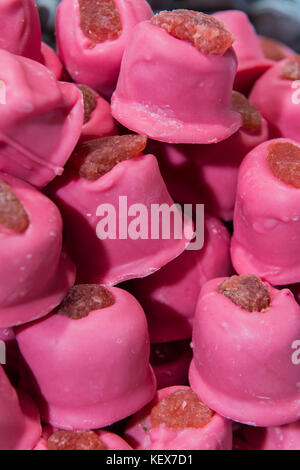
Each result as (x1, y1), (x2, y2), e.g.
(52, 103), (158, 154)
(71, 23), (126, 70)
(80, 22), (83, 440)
(218, 275), (271, 312)
(0, 180), (29, 233)
(77, 85), (98, 124)
(57, 284), (115, 320)
(260, 37), (286, 62)
(47, 430), (107, 450)
(232, 91), (261, 133)
(151, 10), (234, 55)
(150, 389), (214, 430)
(280, 55), (300, 80)
(79, 0), (122, 46)
(267, 141), (300, 189)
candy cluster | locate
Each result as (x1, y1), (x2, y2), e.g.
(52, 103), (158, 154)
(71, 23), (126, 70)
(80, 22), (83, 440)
(0, 0), (299, 451)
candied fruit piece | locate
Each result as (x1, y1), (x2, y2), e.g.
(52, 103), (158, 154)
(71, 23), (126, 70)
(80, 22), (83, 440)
(77, 84), (98, 124)
(56, 284), (115, 320)
(150, 389), (214, 430)
(79, 0), (122, 46)
(232, 91), (261, 133)
(71, 134), (147, 181)
(150, 340), (189, 366)
(0, 180), (29, 233)
(280, 55), (300, 80)
(47, 430), (107, 450)
(218, 275), (271, 312)
(150, 10), (234, 55)
(260, 37), (286, 62)
(267, 141), (300, 189)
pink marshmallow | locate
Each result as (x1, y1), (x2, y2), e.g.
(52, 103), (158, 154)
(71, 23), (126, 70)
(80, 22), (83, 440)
(0, 365), (41, 450)
(112, 18), (242, 144)
(231, 138), (300, 285)
(189, 277), (300, 427)
(0, 50), (83, 188)
(125, 386), (232, 450)
(0, 172), (76, 328)
(214, 10), (272, 95)
(56, 0), (153, 98)
(15, 286), (156, 430)
(131, 214), (231, 343)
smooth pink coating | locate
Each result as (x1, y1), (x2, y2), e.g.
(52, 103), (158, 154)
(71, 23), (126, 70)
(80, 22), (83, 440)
(231, 138), (300, 285)
(125, 385), (232, 450)
(214, 10), (272, 94)
(0, 173), (76, 328)
(111, 20), (241, 144)
(0, 366), (41, 450)
(241, 421), (300, 450)
(149, 116), (269, 221)
(49, 153), (193, 286)
(131, 214), (232, 343)
(189, 277), (300, 427)
(56, 0), (153, 98)
(250, 59), (300, 143)
(80, 93), (118, 142)
(0, 0), (42, 61)
(0, 50), (83, 188)
(40, 43), (63, 80)
(151, 343), (192, 390)
(15, 287), (156, 430)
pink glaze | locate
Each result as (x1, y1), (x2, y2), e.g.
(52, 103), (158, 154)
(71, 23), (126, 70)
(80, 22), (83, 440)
(149, 115), (269, 221)
(40, 43), (63, 80)
(125, 386), (232, 450)
(241, 422), (300, 450)
(250, 58), (300, 142)
(34, 426), (132, 450)
(231, 138), (300, 285)
(0, 173), (76, 328)
(15, 286), (156, 430)
(56, 0), (153, 98)
(150, 341), (192, 390)
(112, 20), (241, 144)
(189, 277), (300, 427)
(0, 365), (41, 450)
(80, 92), (118, 142)
(0, 0), (42, 61)
(49, 153), (193, 286)
(131, 214), (231, 342)
(0, 50), (83, 188)
(214, 10), (272, 95)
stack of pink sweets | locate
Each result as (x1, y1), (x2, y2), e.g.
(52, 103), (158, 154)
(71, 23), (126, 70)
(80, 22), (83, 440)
(0, 0), (299, 451)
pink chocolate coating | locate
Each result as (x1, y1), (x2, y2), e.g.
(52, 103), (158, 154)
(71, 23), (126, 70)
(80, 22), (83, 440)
(148, 115), (269, 221)
(250, 58), (300, 143)
(125, 386), (232, 450)
(189, 277), (300, 427)
(0, 50), (83, 188)
(0, 173), (76, 328)
(49, 153), (193, 286)
(0, 366), (41, 450)
(56, 0), (153, 98)
(241, 422), (300, 450)
(231, 139), (300, 285)
(40, 43), (63, 80)
(214, 10), (272, 95)
(34, 426), (132, 450)
(151, 341), (192, 390)
(15, 286), (156, 430)
(0, 0), (42, 61)
(80, 92), (118, 142)
(131, 214), (232, 343)
(111, 19), (242, 144)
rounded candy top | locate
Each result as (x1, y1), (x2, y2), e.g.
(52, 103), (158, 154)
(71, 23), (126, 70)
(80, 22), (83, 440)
(47, 430), (107, 450)
(150, 10), (234, 55)
(267, 141), (300, 189)
(217, 275), (271, 313)
(0, 180), (29, 233)
(79, 0), (122, 46)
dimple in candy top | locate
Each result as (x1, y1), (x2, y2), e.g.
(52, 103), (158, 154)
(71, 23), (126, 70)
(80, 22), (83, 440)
(280, 55), (300, 80)
(0, 180), (29, 233)
(56, 284), (115, 320)
(231, 91), (262, 133)
(47, 430), (107, 450)
(150, 389), (215, 430)
(71, 134), (147, 181)
(150, 10), (234, 55)
(77, 84), (99, 124)
(79, 0), (122, 46)
(267, 141), (300, 189)
(217, 275), (271, 312)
